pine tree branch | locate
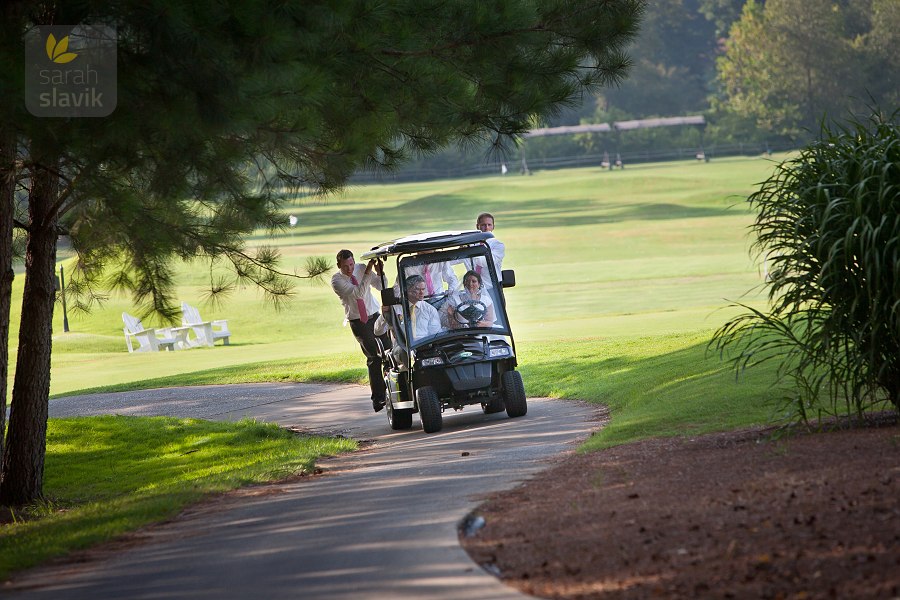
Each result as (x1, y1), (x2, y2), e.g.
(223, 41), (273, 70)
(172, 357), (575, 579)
(208, 241), (318, 281)
(48, 168), (87, 221)
(379, 26), (549, 57)
(18, 159), (89, 224)
(20, 160), (74, 190)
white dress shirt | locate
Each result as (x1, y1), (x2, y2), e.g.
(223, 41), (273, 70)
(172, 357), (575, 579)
(331, 263), (383, 322)
(486, 238), (505, 273)
(395, 261), (460, 296)
(454, 237), (505, 289)
(373, 308), (396, 338)
(408, 300), (443, 340)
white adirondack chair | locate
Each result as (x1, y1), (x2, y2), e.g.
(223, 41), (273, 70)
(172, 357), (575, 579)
(181, 302), (231, 346)
(122, 312), (178, 352)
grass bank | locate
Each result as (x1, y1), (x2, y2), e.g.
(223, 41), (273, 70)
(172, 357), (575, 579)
(0, 417), (355, 579)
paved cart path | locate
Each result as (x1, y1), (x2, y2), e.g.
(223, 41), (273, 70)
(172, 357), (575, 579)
(4, 383), (601, 599)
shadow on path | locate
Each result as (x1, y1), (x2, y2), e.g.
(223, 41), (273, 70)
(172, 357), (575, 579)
(7, 383), (603, 599)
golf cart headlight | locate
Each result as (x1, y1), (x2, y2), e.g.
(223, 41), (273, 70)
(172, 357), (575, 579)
(489, 347), (510, 357)
(421, 357), (444, 367)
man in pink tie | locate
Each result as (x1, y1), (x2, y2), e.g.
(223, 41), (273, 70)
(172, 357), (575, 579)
(397, 260), (459, 296)
(331, 249), (391, 412)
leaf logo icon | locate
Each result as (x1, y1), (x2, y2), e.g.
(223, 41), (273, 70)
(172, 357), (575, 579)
(45, 34), (78, 64)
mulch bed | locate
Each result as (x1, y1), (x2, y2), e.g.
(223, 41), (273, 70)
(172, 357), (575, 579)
(461, 420), (900, 599)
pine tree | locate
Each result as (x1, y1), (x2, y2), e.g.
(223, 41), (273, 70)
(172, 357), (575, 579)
(0, 0), (643, 504)
(0, 0), (28, 501)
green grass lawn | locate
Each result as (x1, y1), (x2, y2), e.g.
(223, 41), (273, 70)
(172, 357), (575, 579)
(10, 155), (776, 385)
(7, 155), (783, 431)
(520, 331), (784, 450)
(2, 155), (789, 577)
(0, 417), (355, 579)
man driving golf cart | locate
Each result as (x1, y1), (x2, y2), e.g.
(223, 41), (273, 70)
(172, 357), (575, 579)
(363, 231), (526, 433)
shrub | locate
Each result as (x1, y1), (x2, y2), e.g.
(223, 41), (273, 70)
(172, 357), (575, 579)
(713, 108), (900, 422)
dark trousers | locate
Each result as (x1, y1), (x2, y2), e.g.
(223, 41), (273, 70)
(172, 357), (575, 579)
(349, 313), (392, 401)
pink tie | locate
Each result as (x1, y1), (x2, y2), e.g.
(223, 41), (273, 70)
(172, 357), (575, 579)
(350, 274), (368, 324)
(424, 266), (434, 295)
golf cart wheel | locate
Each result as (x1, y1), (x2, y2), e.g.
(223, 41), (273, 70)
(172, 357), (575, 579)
(481, 395), (505, 414)
(501, 371), (527, 418)
(387, 403), (413, 430)
(416, 386), (443, 433)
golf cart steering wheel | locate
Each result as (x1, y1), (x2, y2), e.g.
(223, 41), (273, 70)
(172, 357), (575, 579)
(453, 300), (486, 326)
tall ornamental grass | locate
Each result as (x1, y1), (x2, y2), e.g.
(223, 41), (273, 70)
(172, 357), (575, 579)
(714, 109), (900, 422)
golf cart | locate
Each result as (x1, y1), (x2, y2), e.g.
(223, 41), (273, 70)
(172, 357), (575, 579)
(361, 231), (526, 433)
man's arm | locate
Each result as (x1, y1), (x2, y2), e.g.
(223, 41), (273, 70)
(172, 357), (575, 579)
(441, 262), (460, 291)
(426, 303), (443, 335)
(373, 307), (391, 337)
(331, 273), (355, 299)
(489, 239), (505, 272)
(369, 259), (386, 291)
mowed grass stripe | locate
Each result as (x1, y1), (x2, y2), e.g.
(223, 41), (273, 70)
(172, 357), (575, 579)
(5, 156), (783, 446)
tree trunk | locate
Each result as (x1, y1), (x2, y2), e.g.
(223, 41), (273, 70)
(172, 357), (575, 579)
(0, 129), (14, 487)
(0, 0), (28, 498)
(0, 156), (58, 506)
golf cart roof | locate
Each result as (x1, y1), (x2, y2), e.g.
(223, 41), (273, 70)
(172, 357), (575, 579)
(361, 230), (492, 259)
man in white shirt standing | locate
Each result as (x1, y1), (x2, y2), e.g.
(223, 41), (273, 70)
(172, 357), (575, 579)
(404, 274), (443, 340)
(331, 249), (390, 412)
(399, 260), (460, 297)
(459, 212), (506, 289)
(476, 212), (505, 273)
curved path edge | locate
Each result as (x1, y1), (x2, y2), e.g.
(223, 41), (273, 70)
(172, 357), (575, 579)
(5, 382), (603, 599)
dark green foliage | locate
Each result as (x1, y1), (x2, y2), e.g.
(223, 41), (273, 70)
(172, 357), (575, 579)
(716, 0), (900, 141)
(7, 0), (646, 321)
(713, 108), (900, 422)
(602, 0), (718, 118)
(1, 0), (645, 504)
(399, 0), (825, 174)
(698, 0), (745, 35)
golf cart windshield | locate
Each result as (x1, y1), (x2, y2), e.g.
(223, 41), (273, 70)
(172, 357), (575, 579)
(393, 244), (509, 348)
